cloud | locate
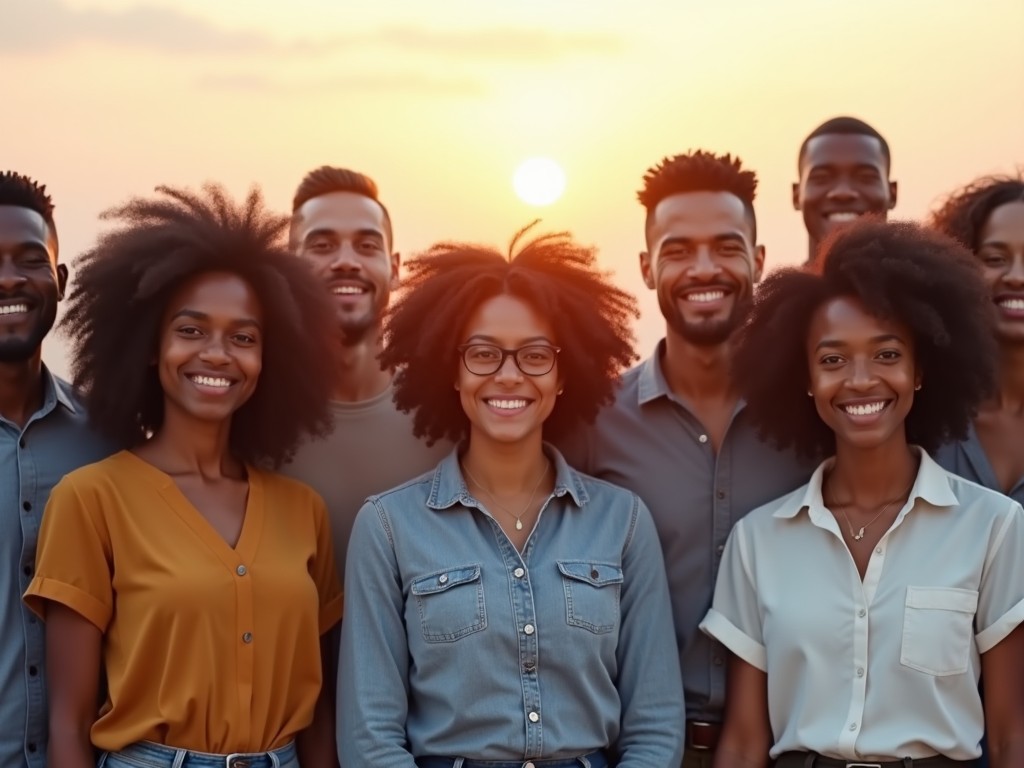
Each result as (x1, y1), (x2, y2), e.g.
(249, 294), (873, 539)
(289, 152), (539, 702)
(2, 0), (623, 61)
(196, 71), (487, 97)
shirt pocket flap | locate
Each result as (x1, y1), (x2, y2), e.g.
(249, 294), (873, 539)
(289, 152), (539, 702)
(557, 561), (624, 587)
(905, 586), (979, 613)
(411, 565), (482, 596)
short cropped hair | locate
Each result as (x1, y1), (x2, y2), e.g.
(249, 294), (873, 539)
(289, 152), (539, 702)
(797, 116), (891, 173)
(290, 165), (393, 249)
(930, 174), (1024, 251)
(733, 221), (995, 458)
(62, 184), (337, 467)
(638, 150), (758, 242)
(381, 229), (638, 445)
(0, 171), (58, 254)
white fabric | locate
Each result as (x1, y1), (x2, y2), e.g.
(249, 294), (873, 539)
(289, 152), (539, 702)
(700, 448), (1024, 761)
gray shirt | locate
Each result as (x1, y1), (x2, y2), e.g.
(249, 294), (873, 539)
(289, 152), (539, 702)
(934, 423), (1024, 506)
(1, 368), (112, 768)
(558, 342), (815, 722)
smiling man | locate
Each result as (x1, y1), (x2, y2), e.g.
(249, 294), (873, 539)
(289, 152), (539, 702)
(559, 151), (815, 767)
(0, 171), (111, 768)
(793, 116), (897, 264)
(283, 167), (449, 587)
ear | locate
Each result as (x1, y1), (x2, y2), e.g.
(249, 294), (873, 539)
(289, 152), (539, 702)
(639, 251), (656, 290)
(389, 251), (401, 289)
(791, 181), (802, 211)
(56, 263), (69, 301)
(752, 245), (766, 283)
(888, 180), (898, 210)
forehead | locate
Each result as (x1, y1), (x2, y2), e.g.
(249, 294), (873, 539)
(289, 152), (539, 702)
(294, 192), (387, 240)
(0, 205), (54, 251)
(801, 134), (888, 174)
(165, 271), (262, 319)
(808, 295), (911, 344)
(462, 293), (555, 342)
(649, 191), (753, 244)
(980, 201), (1024, 244)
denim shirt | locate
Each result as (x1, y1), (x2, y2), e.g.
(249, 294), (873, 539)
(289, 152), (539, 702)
(338, 445), (684, 768)
(1, 368), (113, 768)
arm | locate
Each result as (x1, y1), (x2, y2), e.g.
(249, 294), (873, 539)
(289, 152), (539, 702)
(712, 654), (771, 768)
(46, 603), (102, 768)
(614, 497), (685, 767)
(297, 634), (338, 768)
(337, 501), (416, 768)
(983, 624), (1024, 768)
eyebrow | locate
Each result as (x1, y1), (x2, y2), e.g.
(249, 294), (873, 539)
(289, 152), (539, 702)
(815, 333), (906, 352)
(171, 309), (262, 328)
(302, 227), (384, 242)
(661, 233), (747, 246)
(464, 335), (554, 345)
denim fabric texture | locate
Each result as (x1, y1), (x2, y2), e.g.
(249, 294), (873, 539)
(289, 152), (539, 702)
(98, 741), (298, 768)
(338, 445), (684, 768)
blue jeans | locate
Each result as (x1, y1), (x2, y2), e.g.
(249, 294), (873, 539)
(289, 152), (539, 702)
(99, 741), (299, 768)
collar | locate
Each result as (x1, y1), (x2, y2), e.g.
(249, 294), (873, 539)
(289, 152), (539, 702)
(427, 442), (588, 511)
(775, 447), (960, 522)
(637, 340), (673, 405)
(47, 368), (79, 414)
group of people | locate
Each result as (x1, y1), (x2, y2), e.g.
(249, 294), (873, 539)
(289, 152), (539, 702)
(0, 113), (1021, 768)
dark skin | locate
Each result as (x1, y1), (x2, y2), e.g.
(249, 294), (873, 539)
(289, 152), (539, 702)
(45, 273), (336, 768)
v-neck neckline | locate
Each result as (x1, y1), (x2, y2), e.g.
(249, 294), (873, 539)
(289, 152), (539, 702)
(121, 450), (264, 566)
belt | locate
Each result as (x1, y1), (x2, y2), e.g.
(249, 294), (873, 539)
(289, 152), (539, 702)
(773, 751), (974, 768)
(104, 740), (297, 768)
(416, 751), (610, 768)
(685, 721), (721, 751)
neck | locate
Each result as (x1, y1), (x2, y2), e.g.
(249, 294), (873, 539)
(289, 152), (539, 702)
(0, 353), (45, 427)
(461, 431), (549, 496)
(827, 436), (918, 506)
(138, 409), (240, 479)
(661, 330), (737, 404)
(332, 330), (392, 402)
(807, 237), (820, 265)
(988, 343), (1024, 413)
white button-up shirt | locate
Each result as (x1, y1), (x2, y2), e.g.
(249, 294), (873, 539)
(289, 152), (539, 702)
(700, 449), (1024, 761)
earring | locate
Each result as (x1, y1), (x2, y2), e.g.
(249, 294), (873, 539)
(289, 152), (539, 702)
(807, 391), (813, 397)
(914, 384), (922, 391)
(557, 388), (564, 395)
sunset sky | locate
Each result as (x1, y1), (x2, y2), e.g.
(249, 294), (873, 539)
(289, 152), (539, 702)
(4, 0), (1023, 376)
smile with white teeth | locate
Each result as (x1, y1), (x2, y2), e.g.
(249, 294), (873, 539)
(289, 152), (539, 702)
(685, 290), (726, 303)
(332, 285), (367, 295)
(997, 298), (1024, 311)
(0, 303), (29, 315)
(189, 374), (232, 388)
(842, 401), (887, 416)
(826, 212), (861, 223)
(486, 398), (529, 410)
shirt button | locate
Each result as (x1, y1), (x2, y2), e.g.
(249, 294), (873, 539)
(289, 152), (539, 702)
(22, 501), (31, 512)
(22, 565), (32, 576)
(856, 667), (864, 677)
(528, 711), (540, 723)
(713, 656), (724, 667)
(19, 438), (26, 449)
(438, 574), (449, 585)
(716, 490), (726, 500)
(27, 743), (36, 753)
(514, 567), (525, 578)
(875, 546), (883, 554)
(236, 565), (247, 576)
(716, 544), (725, 555)
(29, 665), (38, 676)
(849, 723), (858, 731)
(525, 763), (536, 768)
(523, 624), (535, 635)
(858, 608), (866, 618)
(242, 632), (253, 643)
(698, 434), (708, 444)
(590, 568), (600, 579)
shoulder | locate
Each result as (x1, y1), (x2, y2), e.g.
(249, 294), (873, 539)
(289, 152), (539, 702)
(737, 483), (811, 533)
(942, 466), (1020, 520)
(366, 468), (436, 507)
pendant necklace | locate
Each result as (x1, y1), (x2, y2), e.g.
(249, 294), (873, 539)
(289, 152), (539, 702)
(462, 459), (550, 531)
(831, 482), (914, 541)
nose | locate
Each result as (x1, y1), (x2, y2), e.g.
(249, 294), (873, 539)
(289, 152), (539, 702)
(687, 246), (721, 280)
(0, 257), (28, 291)
(826, 176), (857, 201)
(197, 336), (231, 365)
(493, 352), (524, 383)
(1003, 253), (1024, 286)
(329, 241), (361, 272)
(848, 357), (878, 389)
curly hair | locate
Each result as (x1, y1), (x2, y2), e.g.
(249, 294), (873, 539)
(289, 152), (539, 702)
(0, 170), (58, 253)
(733, 220), (995, 458)
(637, 150), (758, 243)
(929, 174), (1024, 251)
(381, 228), (638, 445)
(289, 165), (393, 249)
(798, 116), (890, 173)
(61, 184), (337, 467)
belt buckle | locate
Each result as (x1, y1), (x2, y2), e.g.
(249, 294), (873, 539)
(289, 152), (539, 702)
(225, 755), (252, 768)
(687, 720), (715, 751)
(845, 763), (882, 768)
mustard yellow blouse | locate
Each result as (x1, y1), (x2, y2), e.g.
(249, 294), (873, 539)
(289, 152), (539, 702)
(25, 450), (343, 753)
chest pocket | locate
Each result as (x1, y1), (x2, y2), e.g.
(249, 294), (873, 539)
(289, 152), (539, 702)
(900, 586), (978, 676)
(411, 565), (486, 643)
(558, 561), (623, 635)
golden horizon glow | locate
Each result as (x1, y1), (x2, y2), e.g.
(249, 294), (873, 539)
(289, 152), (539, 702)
(513, 158), (566, 207)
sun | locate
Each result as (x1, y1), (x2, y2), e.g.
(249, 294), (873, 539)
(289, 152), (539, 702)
(513, 158), (566, 206)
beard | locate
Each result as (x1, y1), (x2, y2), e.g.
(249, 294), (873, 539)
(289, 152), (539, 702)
(0, 304), (56, 363)
(660, 288), (752, 347)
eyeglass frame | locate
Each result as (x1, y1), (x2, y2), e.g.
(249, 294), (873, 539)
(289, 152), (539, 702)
(456, 343), (561, 377)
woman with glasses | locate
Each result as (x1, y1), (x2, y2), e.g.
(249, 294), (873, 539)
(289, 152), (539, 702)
(338, 230), (685, 768)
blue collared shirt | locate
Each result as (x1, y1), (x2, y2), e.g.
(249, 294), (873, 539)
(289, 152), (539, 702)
(1, 368), (113, 768)
(934, 423), (1024, 506)
(338, 445), (684, 768)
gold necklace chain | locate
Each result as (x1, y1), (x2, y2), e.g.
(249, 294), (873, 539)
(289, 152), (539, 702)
(462, 459), (550, 532)
(829, 483), (914, 542)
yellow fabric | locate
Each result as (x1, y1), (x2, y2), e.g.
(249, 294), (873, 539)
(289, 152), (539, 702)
(24, 450), (343, 753)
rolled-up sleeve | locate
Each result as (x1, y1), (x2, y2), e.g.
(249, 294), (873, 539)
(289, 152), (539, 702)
(975, 500), (1024, 653)
(699, 520), (767, 671)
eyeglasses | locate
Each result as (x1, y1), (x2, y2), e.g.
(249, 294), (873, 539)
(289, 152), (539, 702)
(457, 343), (561, 377)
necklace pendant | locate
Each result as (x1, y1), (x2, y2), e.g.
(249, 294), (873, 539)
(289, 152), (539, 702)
(515, 519), (523, 531)
(854, 527), (865, 541)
